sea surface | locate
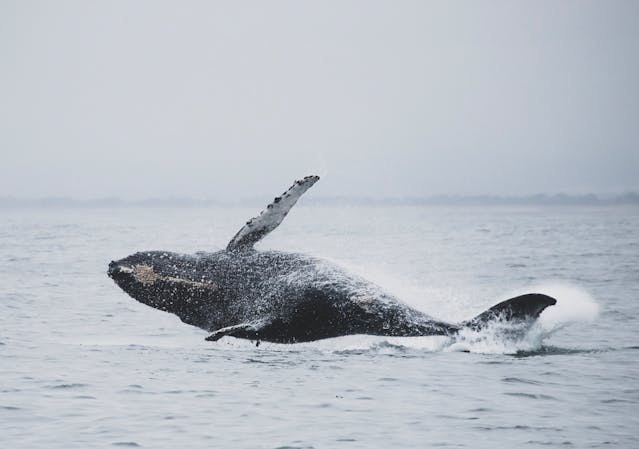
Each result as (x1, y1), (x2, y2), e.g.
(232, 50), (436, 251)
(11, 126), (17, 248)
(1, 205), (638, 448)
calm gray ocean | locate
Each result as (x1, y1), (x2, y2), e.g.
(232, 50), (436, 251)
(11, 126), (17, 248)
(1, 205), (638, 448)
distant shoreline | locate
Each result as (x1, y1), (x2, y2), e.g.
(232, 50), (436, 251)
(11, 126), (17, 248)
(1, 193), (638, 208)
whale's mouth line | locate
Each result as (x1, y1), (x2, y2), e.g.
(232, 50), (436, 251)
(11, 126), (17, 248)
(107, 262), (132, 278)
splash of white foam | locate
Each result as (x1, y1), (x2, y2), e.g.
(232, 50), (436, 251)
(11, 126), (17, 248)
(510, 281), (599, 332)
(447, 321), (547, 354)
(540, 283), (600, 329)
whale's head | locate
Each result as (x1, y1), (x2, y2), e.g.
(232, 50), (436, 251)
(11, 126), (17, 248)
(108, 253), (162, 292)
(108, 251), (221, 328)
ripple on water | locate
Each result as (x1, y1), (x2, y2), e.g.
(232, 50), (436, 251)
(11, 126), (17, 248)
(503, 392), (558, 400)
(435, 414), (480, 421)
(514, 346), (606, 357)
(273, 446), (315, 449)
(525, 440), (574, 446)
(118, 388), (151, 395)
(474, 425), (563, 432)
(194, 390), (217, 398)
(502, 377), (542, 385)
(600, 398), (636, 404)
(49, 383), (88, 389)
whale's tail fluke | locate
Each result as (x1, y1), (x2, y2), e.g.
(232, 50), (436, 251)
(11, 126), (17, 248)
(461, 293), (556, 331)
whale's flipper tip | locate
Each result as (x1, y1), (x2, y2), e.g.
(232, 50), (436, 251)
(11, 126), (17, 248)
(205, 320), (269, 342)
(462, 293), (557, 331)
(226, 175), (320, 251)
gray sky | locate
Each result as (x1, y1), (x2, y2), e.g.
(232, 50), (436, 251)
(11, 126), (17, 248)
(1, 0), (638, 199)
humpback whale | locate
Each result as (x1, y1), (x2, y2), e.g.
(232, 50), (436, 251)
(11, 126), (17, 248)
(108, 176), (556, 343)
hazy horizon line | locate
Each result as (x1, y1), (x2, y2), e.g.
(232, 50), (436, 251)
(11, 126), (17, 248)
(1, 192), (638, 208)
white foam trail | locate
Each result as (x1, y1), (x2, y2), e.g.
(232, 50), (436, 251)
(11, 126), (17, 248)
(447, 322), (547, 354)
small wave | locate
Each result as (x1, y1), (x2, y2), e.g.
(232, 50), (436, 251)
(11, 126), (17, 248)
(474, 424), (562, 431)
(514, 346), (607, 357)
(600, 398), (636, 404)
(49, 383), (88, 389)
(503, 392), (558, 400)
(273, 446), (315, 449)
(502, 377), (542, 385)
(525, 440), (574, 446)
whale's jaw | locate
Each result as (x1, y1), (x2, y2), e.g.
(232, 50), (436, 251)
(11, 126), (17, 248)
(107, 252), (226, 330)
(107, 260), (132, 278)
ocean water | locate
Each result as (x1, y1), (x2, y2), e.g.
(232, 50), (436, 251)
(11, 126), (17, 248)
(1, 205), (638, 448)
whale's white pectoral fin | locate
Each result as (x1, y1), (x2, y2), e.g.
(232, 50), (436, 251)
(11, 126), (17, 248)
(205, 320), (269, 341)
(226, 175), (320, 251)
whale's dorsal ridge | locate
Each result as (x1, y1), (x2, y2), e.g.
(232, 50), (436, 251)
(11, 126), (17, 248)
(226, 175), (320, 251)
